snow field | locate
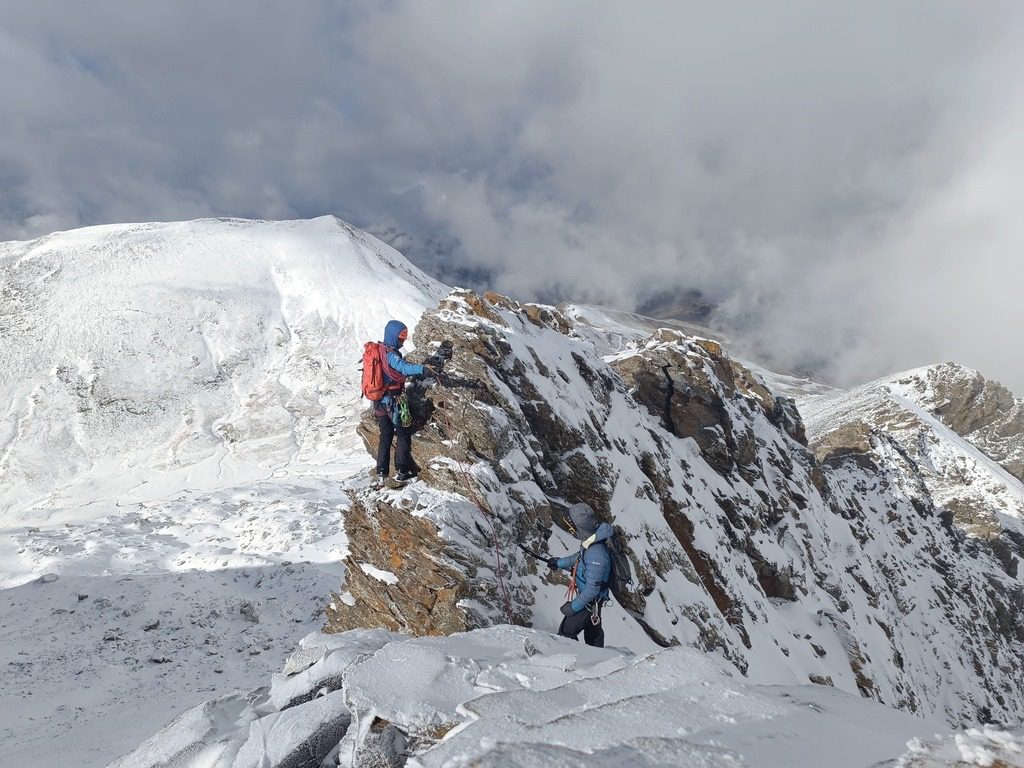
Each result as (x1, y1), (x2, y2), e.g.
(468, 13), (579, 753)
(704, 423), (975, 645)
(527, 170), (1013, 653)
(0, 217), (444, 767)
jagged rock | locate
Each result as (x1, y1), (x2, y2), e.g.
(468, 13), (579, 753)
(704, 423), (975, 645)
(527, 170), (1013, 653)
(813, 421), (876, 469)
(325, 495), (470, 635)
(612, 330), (807, 477)
(346, 718), (407, 768)
(327, 288), (1024, 725)
(239, 601), (260, 624)
(803, 363), (1024, 569)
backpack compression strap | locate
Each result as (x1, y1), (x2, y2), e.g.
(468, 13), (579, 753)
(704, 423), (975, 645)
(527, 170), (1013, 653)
(377, 343), (405, 392)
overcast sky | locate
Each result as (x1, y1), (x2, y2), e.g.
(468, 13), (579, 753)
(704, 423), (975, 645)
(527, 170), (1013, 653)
(2, 2), (1022, 392)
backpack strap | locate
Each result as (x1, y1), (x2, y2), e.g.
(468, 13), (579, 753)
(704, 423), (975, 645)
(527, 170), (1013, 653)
(377, 343), (405, 393)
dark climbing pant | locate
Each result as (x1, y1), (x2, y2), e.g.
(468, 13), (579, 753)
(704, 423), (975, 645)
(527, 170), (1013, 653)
(376, 414), (413, 476)
(557, 604), (604, 647)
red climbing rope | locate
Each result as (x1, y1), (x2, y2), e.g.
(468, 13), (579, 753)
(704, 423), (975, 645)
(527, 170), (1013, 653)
(566, 558), (580, 602)
(436, 392), (515, 625)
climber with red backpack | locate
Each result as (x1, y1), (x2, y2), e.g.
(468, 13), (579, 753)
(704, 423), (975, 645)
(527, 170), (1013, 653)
(361, 319), (433, 487)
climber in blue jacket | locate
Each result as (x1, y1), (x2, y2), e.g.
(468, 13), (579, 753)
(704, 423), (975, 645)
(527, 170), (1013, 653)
(547, 502), (614, 647)
(374, 320), (426, 484)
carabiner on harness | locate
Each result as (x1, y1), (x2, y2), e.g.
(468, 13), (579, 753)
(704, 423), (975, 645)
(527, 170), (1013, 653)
(397, 392), (413, 427)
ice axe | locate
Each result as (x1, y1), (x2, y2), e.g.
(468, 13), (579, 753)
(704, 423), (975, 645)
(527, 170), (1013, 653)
(516, 542), (549, 561)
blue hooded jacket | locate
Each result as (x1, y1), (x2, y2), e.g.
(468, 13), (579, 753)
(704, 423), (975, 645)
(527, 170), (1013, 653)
(382, 320), (425, 378)
(375, 320), (425, 418)
(555, 503), (614, 613)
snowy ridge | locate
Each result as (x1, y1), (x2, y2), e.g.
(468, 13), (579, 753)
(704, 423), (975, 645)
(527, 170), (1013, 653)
(801, 364), (1024, 556)
(110, 625), (945, 768)
(0, 217), (446, 767)
(4, 219), (1024, 766)
(329, 292), (1024, 728)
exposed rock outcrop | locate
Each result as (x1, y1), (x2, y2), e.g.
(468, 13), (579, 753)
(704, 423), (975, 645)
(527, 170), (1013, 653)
(801, 364), (1024, 574)
(328, 289), (1024, 726)
(903, 363), (1024, 482)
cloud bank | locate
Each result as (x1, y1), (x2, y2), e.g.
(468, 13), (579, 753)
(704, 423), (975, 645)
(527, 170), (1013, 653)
(1, 2), (1022, 391)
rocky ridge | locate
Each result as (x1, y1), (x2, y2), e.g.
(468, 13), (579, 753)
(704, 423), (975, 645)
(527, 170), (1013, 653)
(801, 364), (1024, 574)
(7, 217), (1024, 765)
(326, 289), (1024, 726)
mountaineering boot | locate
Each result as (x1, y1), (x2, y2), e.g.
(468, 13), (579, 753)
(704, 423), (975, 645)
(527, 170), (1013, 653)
(372, 472), (387, 489)
(393, 469), (418, 485)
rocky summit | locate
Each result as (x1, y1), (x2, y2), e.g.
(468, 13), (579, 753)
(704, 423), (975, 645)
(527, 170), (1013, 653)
(327, 288), (1024, 727)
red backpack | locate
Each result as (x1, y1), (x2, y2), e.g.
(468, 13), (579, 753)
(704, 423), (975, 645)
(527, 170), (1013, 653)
(361, 342), (387, 401)
(360, 342), (405, 401)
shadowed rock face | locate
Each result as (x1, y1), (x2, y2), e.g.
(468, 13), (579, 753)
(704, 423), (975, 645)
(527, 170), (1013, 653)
(613, 329), (807, 477)
(327, 289), (1024, 726)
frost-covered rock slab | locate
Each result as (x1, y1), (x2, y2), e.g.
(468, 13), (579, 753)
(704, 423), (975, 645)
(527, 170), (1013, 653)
(231, 691), (350, 768)
(895, 725), (1024, 767)
(110, 688), (351, 768)
(270, 628), (402, 710)
(115, 625), (943, 768)
(412, 633), (937, 768)
(342, 626), (631, 738)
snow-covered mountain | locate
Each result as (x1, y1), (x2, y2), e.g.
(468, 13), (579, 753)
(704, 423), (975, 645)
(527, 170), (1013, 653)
(3, 217), (1024, 767)
(0, 217), (444, 766)
(0, 215), (445, 520)
(802, 364), (1024, 573)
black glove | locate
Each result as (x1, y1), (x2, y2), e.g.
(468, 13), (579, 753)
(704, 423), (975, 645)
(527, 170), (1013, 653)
(423, 364), (444, 384)
(546, 557), (559, 569)
(560, 601), (576, 616)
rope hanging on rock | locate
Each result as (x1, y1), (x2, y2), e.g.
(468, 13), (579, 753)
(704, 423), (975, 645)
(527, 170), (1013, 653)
(437, 391), (515, 625)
